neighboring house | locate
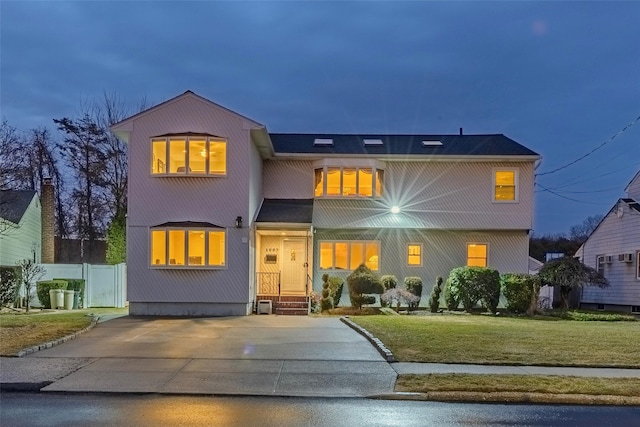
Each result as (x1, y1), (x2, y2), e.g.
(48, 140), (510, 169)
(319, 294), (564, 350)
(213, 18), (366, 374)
(576, 170), (640, 314)
(111, 90), (540, 316)
(0, 190), (42, 265)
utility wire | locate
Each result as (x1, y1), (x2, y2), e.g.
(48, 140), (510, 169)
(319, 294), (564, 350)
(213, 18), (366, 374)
(536, 114), (640, 177)
(535, 183), (615, 205)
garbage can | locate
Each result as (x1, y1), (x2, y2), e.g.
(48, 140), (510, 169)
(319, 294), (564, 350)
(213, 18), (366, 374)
(48, 289), (57, 309)
(73, 291), (79, 309)
(52, 289), (64, 309)
(64, 290), (74, 310)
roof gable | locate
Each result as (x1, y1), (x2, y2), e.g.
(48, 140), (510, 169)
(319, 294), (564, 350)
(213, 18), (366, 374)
(0, 190), (37, 224)
(110, 90), (263, 135)
(580, 198), (640, 249)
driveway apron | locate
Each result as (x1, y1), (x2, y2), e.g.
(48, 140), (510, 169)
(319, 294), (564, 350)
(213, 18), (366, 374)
(31, 316), (397, 397)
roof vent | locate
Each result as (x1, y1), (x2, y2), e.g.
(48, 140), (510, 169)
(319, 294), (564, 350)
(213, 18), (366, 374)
(363, 139), (383, 146)
(422, 140), (443, 146)
(313, 138), (333, 146)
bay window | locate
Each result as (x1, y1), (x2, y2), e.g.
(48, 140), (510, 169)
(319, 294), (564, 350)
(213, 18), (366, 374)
(320, 240), (380, 271)
(151, 225), (226, 268)
(314, 166), (383, 197)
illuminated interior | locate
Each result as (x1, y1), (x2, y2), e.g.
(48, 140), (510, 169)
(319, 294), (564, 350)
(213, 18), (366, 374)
(314, 167), (382, 197)
(208, 231), (225, 266)
(495, 170), (516, 200)
(150, 136), (227, 176)
(150, 227), (226, 268)
(319, 241), (380, 271)
(467, 243), (487, 267)
(408, 244), (421, 266)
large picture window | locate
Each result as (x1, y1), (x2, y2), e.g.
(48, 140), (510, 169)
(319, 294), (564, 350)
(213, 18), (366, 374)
(151, 225), (226, 268)
(319, 241), (380, 271)
(151, 135), (227, 176)
(493, 169), (518, 202)
(467, 243), (487, 267)
(314, 167), (382, 197)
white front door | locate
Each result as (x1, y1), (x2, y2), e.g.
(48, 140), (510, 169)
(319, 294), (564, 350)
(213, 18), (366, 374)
(281, 239), (306, 295)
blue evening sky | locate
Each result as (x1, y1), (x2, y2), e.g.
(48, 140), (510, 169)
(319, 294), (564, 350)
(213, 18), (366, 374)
(1, 1), (638, 235)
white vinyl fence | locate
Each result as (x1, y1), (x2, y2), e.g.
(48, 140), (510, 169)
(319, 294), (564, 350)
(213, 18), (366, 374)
(30, 263), (127, 308)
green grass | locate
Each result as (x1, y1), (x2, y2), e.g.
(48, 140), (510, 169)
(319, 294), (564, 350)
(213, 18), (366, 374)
(351, 314), (640, 367)
(0, 308), (128, 356)
(396, 374), (640, 397)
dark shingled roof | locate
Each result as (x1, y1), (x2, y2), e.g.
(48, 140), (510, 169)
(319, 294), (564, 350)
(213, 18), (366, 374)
(256, 199), (314, 223)
(0, 190), (37, 224)
(268, 133), (539, 156)
(153, 221), (224, 228)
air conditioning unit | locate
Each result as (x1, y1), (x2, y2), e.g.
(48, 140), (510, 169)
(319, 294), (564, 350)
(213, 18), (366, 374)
(604, 255), (613, 264)
(256, 300), (272, 315)
(621, 253), (634, 263)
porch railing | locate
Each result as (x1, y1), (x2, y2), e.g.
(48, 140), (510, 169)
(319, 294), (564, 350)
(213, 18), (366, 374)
(257, 272), (280, 295)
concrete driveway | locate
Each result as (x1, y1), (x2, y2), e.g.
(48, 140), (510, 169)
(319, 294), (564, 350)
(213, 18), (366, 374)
(26, 315), (397, 397)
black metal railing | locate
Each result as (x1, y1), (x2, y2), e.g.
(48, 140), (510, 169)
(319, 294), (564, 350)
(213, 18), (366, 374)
(257, 272), (280, 295)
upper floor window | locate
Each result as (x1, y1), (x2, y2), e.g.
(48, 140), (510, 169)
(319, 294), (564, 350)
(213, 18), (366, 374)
(467, 243), (487, 267)
(314, 167), (383, 198)
(407, 243), (422, 266)
(493, 169), (518, 202)
(150, 224), (226, 268)
(151, 134), (227, 176)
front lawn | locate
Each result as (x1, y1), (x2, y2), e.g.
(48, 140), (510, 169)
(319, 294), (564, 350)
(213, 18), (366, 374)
(0, 308), (127, 356)
(351, 315), (640, 367)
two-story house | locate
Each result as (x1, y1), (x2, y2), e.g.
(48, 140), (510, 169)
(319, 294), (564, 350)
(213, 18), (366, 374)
(112, 90), (540, 316)
(0, 189), (41, 265)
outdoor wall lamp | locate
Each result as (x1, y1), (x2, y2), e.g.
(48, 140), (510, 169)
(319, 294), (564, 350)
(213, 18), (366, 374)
(390, 206), (400, 214)
(235, 216), (243, 228)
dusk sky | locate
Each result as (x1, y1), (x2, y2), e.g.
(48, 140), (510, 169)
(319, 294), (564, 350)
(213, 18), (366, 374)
(1, 1), (638, 235)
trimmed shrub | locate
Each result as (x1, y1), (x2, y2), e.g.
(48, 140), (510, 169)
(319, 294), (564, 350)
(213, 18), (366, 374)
(36, 280), (68, 309)
(443, 278), (460, 310)
(320, 274), (333, 312)
(380, 288), (420, 311)
(0, 266), (22, 307)
(380, 275), (398, 307)
(501, 273), (540, 314)
(445, 267), (500, 313)
(404, 276), (423, 310)
(54, 278), (85, 308)
(347, 264), (383, 310)
(429, 277), (443, 313)
(328, 276), (344, 307)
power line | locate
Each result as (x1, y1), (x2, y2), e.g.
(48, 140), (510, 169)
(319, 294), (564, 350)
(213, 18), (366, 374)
(536, 114), (640, 177)
(535, 183), (615, 205)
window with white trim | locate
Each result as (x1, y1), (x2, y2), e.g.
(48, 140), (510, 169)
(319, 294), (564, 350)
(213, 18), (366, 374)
(314, 167), (383, 197)
(151, 135), (227, 176)
(319, 241), (380, 271)
(493, 168), (518, 202)
(407, 243), (422, 266)
(637, 251), (640, 280)
(151, 226), (226, 268)
(467, 243), (488, 267)
(596, 255), (605, 275)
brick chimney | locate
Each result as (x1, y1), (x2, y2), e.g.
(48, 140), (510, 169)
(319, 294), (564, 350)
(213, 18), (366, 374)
(41, 178), (55, 263)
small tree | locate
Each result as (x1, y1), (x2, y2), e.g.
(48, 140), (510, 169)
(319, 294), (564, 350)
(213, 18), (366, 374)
(0, 266), (21, 308)
(380, 275), (398, 307)
(320, 274), (333, 312)
(328, 276), (344, 307)
(106, 213), (126, 264)
(404, 276), (423, 310)
(443, 278), (460, 310)
(380, 288), (420, 312)
(429, 277), (443, 313)
(538, 256), (608, 309)
(347, 264), (383, 310)
(17, 259), (46, 312)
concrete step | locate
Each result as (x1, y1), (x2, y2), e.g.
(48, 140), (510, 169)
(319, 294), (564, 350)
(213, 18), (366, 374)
(275, 307), (309, 315)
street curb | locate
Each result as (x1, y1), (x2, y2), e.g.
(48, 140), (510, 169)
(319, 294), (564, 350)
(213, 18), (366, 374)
(340, 316), (396, 362)
(368, 391), (640, 406)
(14, 316), (100, 358)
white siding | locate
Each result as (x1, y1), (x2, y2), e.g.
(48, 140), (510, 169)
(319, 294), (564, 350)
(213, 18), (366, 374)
(626, 171), (640, 199)
(0, 195), (41, 265)
(263, 160), (315, 199)
(580, 201), (640, 306)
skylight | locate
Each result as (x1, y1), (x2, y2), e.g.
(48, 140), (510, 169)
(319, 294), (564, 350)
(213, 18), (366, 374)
(363, 139), (384, 146)
(422, 140), (443, 146)
(313, 138), (333, 146)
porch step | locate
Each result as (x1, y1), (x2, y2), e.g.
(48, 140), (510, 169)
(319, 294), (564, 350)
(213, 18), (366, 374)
(256, 295), (309, 315)
(275, 307), (309, 316)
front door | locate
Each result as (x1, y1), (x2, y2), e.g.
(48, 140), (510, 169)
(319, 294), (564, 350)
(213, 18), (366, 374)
(281, 239), (306, 295)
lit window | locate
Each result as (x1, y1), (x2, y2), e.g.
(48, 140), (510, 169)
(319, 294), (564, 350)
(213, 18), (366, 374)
(494, 169), (517, 201)
(319, 241), (380, 271)
(150, 226), (226, 268)
(150, 135), (227, 176)
(467, 243), (487, 267)
(408, 244), (422, 266)
(314, 167), (383, 198)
